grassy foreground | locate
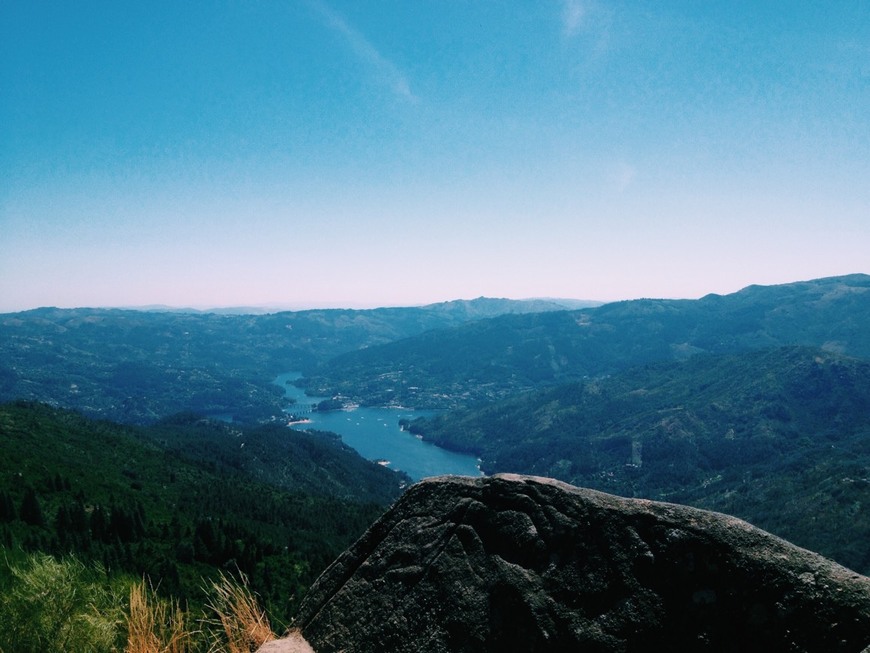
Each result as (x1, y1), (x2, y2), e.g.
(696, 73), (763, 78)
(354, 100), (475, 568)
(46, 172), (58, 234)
(0, 550), (278, 653)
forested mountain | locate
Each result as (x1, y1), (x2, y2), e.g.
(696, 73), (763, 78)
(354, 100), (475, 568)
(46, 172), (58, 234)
(0, 401), (405, 621)
(409, 346), (870, 573)
(302, 274), (870, 408)
(0, 298), (572, 424)
(3, 275), (869, 594)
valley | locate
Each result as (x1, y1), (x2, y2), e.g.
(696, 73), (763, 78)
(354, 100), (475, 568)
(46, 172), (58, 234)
(1, 274), (869, 631)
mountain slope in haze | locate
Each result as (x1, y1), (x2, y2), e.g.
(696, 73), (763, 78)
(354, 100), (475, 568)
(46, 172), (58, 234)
(0, 401), (403, 619)
(303, 274), (870, 408)
(417, 296), (601, 318)
(0, 298), (571, 424)
(409, 346), (870, 573)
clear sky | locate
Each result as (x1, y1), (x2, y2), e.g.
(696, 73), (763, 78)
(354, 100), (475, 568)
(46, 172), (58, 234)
(1, 1), (868, 312)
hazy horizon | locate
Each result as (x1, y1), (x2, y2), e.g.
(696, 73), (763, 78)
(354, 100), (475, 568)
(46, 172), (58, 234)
(2, 294), (601, 314)
(2, 2), (868, 313)
(5, 272), (868, 316)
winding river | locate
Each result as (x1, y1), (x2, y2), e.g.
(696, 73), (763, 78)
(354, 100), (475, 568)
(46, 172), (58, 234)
(273, 373), (482, 481)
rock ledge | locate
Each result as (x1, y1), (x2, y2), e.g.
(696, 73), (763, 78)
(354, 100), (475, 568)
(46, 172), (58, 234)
(270, 474), (870, 652)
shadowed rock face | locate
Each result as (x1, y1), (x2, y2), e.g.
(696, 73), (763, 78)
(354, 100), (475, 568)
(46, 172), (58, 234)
(289, 475), (870, 653)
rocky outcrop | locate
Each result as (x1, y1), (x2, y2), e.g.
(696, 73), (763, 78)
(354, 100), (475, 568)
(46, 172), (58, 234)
(272, 474), (870, 652)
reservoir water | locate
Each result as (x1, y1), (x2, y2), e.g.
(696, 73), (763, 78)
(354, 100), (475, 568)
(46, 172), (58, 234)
(273, 373), (482, 481)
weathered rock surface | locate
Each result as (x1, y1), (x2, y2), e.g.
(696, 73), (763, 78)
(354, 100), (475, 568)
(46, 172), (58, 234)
(275, 474), (870, 652)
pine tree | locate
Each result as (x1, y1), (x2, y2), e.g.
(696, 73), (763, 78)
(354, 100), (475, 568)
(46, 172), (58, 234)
(19, 488), (44, 527)
(0, 491), (15, 522)
(89, 506), (103, 541)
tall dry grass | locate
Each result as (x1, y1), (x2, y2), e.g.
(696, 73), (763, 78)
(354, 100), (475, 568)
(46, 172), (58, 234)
(203, 571), (275, 653)
(126, 580), (193, 653)
(125, 571), (274, 653)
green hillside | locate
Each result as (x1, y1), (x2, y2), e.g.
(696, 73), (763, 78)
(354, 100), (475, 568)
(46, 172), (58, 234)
(0, 401), (403, 621)
(409, 346), (870, 573)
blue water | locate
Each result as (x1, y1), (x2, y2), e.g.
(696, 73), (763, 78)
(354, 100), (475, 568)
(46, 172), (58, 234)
(274, 373), (482, 481)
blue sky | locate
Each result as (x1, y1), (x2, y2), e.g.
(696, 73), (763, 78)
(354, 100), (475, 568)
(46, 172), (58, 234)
(1, 1), (868, 311)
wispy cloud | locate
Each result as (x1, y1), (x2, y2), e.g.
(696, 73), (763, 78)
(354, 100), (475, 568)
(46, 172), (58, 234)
(561, 0), (589, 38)
(309, 1), (417, 103)
(559, 0), (611, 58)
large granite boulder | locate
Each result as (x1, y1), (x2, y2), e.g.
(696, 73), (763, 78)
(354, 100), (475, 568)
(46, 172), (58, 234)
(275, 474), (870, 652)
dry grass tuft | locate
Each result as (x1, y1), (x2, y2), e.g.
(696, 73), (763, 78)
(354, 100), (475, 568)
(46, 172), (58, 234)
(204, 571), (275, 653)
(126, 580), (193, 653)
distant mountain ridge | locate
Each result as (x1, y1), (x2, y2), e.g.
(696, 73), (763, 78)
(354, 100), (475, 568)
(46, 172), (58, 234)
(57, 296), (601, 316)
(417, 296), (602, 316)
(3, 275), (867, 423)
(0, 297), (574, 424)
(302, 274), (870, 408)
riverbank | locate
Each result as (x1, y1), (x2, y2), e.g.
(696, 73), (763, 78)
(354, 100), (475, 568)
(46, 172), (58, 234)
(273, 373), (482, 481)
